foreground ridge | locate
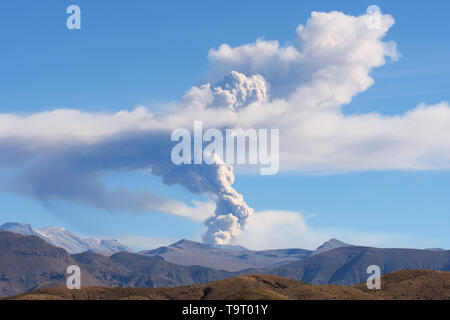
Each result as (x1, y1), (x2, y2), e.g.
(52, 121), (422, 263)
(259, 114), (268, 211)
(5, 270), (450, 300)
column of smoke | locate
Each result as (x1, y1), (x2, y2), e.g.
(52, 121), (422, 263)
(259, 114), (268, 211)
(201, 153), (254, 245)
(197, 71), (265, 244)
(154, 152), (254, 245)
(154, 71), (264, 245)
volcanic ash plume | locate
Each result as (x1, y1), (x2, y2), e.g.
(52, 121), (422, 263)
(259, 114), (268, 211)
(200, 153), (254, 245)
(168, 71), (264, 244)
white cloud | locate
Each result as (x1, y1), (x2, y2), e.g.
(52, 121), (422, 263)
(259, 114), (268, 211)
(208, 11), (398, 100)
(237, 210), (426, 251)
(237, 210), (325, 250)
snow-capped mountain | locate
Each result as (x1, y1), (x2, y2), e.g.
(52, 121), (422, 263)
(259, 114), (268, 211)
(0, 222), (40, 236)
(0, 222), (133, 254)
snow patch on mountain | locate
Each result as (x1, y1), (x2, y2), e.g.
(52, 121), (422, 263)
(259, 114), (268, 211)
(0, 222), (133, 254)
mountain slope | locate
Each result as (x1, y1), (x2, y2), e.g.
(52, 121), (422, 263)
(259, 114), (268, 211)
(354, 269), (450, 300)
(139, 239), (312, 271)
(0, 222), (133, 254)
(268, 246), (450, 285)
(0, 231), (245, 297)
(71, 251), (242, 289)
(6, 270), (450, 300)
(0, 230), (101, 297)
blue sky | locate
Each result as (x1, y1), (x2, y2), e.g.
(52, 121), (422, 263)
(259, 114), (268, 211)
(0, 1), (449, 250)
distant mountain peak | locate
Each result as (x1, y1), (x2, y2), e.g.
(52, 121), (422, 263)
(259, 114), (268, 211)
(140, 239), (312, 271)
(0, 222), (133, 255)
(325, 238), (347, 245)
(0, 222), (39, 236)
(1, 222), (31, 227)
(171, 239), (212, 249)
(317, 238), (349, 249)
(312, 238), (352, 256)
(173, 239), (199, 245)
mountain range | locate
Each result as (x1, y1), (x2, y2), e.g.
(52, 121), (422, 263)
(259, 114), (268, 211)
(0, 222), (133, 254)
(139, 239), (312, 271)
(0, 228), (449, 298)
(5, 270), (450, 300)
(0, 230), (246, 297)
(269, 245), (450, 285)
(0, 222), (347, 270)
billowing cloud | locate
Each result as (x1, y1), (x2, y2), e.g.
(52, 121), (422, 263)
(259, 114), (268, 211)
(0, 11), (449, 244)
(237, 210), (321, 250)
(185, 71), (268, 111)
(208, 11), (399, 100)
(237, 210), (425, 250)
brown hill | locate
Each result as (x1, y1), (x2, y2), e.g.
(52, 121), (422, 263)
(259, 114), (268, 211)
(5, 269), (450, 300)
(354, 269), (450, 300)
